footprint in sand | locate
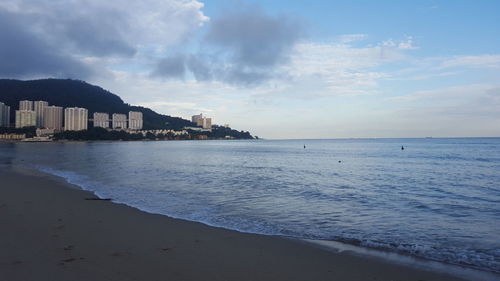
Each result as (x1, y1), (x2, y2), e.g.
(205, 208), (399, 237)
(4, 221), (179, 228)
(59, 257), (85, 265)
(111, 252), (130, 257)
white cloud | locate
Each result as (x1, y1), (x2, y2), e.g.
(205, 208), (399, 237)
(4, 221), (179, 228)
(337, 34), (368, 43)
(279, 36), (415, 97)
(439, 55), (500, 69)
(137, 101), (214, 113)
(388, 84), (496, 103)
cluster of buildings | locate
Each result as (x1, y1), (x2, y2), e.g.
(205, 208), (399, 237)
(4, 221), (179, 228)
(191, 113), (212, 129)
(140, 129), (188, 137)
(93, 111), (143, 130)
(0, 100), (143, 132)
(0, 100), (234, 141)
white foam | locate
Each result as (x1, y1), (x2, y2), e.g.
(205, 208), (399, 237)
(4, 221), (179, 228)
(307, 239), (500, 281)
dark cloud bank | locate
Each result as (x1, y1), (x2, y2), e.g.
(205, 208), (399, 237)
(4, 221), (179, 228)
(1, 1), (302, 86)
(0, 2), (135, 79)
(153, 7), (303, 86)
(0, 9), (91, 79)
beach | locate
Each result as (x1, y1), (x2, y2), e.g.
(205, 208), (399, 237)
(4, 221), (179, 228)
(0, 167), (476, 281)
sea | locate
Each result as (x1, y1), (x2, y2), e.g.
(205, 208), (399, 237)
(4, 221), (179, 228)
(1, 138), (499, 277)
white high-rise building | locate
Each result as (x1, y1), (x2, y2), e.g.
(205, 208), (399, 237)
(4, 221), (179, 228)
(43, 106), (63, 131)
(65, 107), (88, 131)
(15, 110), (36, 128)
(192, 113), (212, 129)
(0, 102), (11, 127)
(34, 101), (48, 128)
(19, 100), (33, 111)
(192, 113), (203, 125)
(93, 112), (109, 128)
(128, 111), (143, 130)
(201, 117), (212, 129)
(112, 113), (127, 129)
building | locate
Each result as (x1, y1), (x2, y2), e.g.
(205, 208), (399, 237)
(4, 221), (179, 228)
(192, 113), (212, 129)
(112, 113), (127, 129)
(33, 101), (48, 128)
(64, 107), (88, 131)
(19, 100), (33, 111)
(183, 126), (212, 132)
(93, 112), (110, 128)
(15, 110), (36, 128)
(201, 117), (212, 129)
(128, 111), (143, 130)
(36, 128), (55, 137)
(43, 106), (63, 131)
(192, 113), (203, 125)
(0, 102), (10, 127)
(0, 133), (25, 140)
(140, 129), (188, 136)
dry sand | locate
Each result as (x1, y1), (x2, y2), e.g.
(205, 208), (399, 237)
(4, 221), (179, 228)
(0, 167), (476, 281)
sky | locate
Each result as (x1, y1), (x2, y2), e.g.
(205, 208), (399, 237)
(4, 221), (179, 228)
(1, 0), (499, 138)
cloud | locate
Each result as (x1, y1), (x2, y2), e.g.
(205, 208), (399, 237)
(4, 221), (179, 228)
(205, 6), (302, 68)
(138, 101), (214, 113)
(388, 84), (500, 105)
(382, 36), (417, 50)
(0, 0), (208, 78)
(337, 34), (368, 44)
(382, 84), (500, 137)
(0, 8), (92, 78)
(153, 55), (187, 79)
(277, 36), (416, 97)
(153, 5), (303, 85)
(439, 55), (500, 69)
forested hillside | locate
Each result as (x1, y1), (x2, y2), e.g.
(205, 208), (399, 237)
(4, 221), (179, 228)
(0, 79), (193, 130)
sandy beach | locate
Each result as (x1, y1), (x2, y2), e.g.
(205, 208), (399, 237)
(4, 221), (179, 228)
(0, 168), (477, 281)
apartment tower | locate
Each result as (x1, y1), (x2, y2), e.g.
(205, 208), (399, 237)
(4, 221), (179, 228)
(0, 102), (11, 127)
(112, 113), (127, 129)
(19, 100), (33, 111)
(93, 112), (110, 128)
(201, 117), (212, 129)
(128, 111), (143, 130)
(34, 101), (49, 128)
(192, 113), (203, 125)
(43, 106), (63, 131)
(65, 107), (88, 131)
(15, 110), (36, 128)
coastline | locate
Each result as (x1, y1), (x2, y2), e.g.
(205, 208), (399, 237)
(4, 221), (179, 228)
(0, 167), (495, 281)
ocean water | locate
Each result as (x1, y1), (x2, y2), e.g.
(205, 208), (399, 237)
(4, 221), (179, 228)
(1, 138), (499, 274)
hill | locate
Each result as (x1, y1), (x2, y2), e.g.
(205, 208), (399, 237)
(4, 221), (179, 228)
(0, 79), (194, 130)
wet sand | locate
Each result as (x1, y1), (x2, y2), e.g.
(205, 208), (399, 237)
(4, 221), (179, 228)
(0, 168), (473, 281)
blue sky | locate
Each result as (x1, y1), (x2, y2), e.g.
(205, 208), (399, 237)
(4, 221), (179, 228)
(1, 0), (499, 138)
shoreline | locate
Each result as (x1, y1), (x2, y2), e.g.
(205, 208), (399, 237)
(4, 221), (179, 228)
(1, 166), (497, 281)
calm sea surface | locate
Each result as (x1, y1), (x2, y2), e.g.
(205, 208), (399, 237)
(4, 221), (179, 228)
(1, 138), (499, 273)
